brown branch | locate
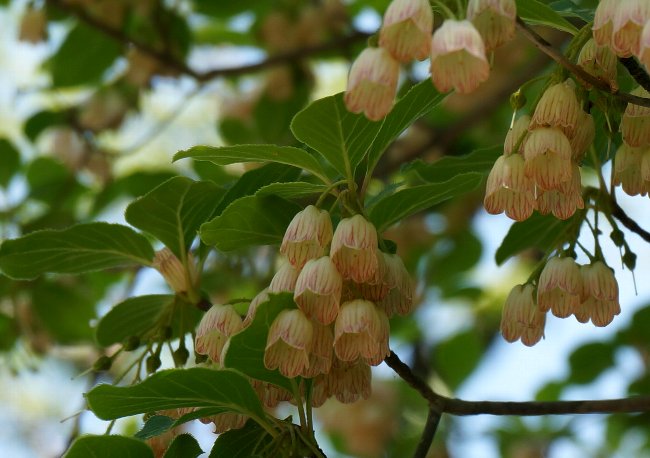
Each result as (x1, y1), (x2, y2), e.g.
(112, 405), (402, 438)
(619, 57), (650, 93)
(611, 199), (650, 243)
(385, 351), (650, 416)
(413, 408), (442, 458)
(515, 17), (650, 108)
(46, 0), (369, 82)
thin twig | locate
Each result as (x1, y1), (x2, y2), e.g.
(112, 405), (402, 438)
(515, 17), (650, 108)
(610, 198), (650, 243)
(619, 57), (650, 93)
(46, 0), (369, 82)
(413, 408), (442, 458)
(385, 351), (650, 416)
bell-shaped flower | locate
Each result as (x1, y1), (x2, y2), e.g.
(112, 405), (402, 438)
(195, 304), (244, 363)
(301, 320), (334, 378)
(327, 358), (372, 404)
(153, 248), (197, 294)
(530, 80), (582, 138)
(593, 0), (650, 57)
(294, 256), (342, 325)
(379, 0), (433, 62)
(523, 127), (573, 190)
(576, 261), (620, 327)
(537, 257), (582, 318)
(621, 86), (650, 147)
(331, 215), (379, 283)
(504, 115), (530, 155)
(430, 19), (490, 94)
(376, 253), (414, 316)
(613, 143), (650, 196)
(467, 0), (516, 50)
(243, 288), (269, 327)
(334, 299), (382, 362)
(484, 153), (535, 221)
(344, 47), (400, 121)
(268, 261), (300, 293)
(264, 309), (313, 378)
(281, 205), (333, 269)
(500, 284), (546, 346)
(577, 38), (618, 91)
(569, 111), (595, 161)
(364, 309), (390, 366)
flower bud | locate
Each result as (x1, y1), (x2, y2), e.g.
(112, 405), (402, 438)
(281, 205), (333, 269)
(334, 300), (382, 362)
(523, 128), (573, 190)
(529, 80), (582, 138)
(537, 257), (582, 318)
(504, 115), (530, 156)
(621, 86), (650, 147)
(576, 261), (620, 327)
(500, 284), (545, 346)
(244, 288), (269, 327)
(268, 261), (300, 293)
(330, 215), (379, 283)
(264, 309), (313, 378)
(294, 256), (342, 325)
(344, 47), (400, 121)
(153, 248), (197, 294)
(484, 154), (535, 221)
(195, 304), (244, 363)
(379, 0), (433, 62)
(467, 0), (516, 50)
(430, 19), (490, 94)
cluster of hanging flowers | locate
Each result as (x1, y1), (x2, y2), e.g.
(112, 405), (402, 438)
(501, 256), (620, 346)
(344, 0), (517, 120)
(193, 206), (413, 430)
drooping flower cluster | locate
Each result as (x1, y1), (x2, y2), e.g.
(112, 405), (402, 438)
(501, 257), (620, 346)
(593, 0), (650, 63)
(344, 0), (517, 120)
(485, 80), (591, 221)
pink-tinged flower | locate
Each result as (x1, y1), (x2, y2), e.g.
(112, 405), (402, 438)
(379, 0), (433, 62)
(640, 22), (650, 70)
(252, 380), (292, 409)
(530, 80), (582, 138)
(430, 19), (490, 94)
(331, 215), (379, 283)
(376, 253), (414, 316)
(537, 257), (582, 318)
(334, 299), (382, 361)
(523, 127), (573, 190)
(153, 248), (197, 294)
(569, 111), (595, 161)
(264, 309), (313, 378)
(500, 284), (546, 346)
(365, 310), (390, 366)
(621, 86), (650, 147)
(268, 261), (300, 293)
(207, 412), (249, 434)
(484, 154), (535, 221)
(294, 256), (342, 325)
(281, 205), (333, 269)
(328, 358), (372, 403)
(243, 288), (269, 327)
(504, 115), (531, 156)
(576, 261), (620, 327)
(613, 143), (650, 196)
(535, 162), (584, 220)
(357, 251), (391, 302)
(344, 47), (400, 121)
(593, 0), (650, 57)
(467, 0), (516, 50)
(302, 320), (334, 378)
(577, 38), (618, 91)
(195, 304), (244, 363)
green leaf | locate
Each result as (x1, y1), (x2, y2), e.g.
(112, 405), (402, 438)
(64, 435), (153, 458)
(86, 368), (267, 423)
(432, 330), (483, 390)
(407, 145), (502, 183)
(174, 144), (328, 183)
(291, 81), (445, 179)
(134, 415), (176, 440)
(549, 0), (595, 21)
(26, 156), (82, 205)
(516, 0), (579, 35)
(24, 110), (68, 141)
(95, 295), (174, 347)
(223, 293), (295, 392)
(164, 434), (203, 458)
(50, 23), (122, 87)
(210, 419), (272, 458)
(0, 222), (154, 280)
(0, 139), (20, 187)
(256, 181), (327, 200)
(125, 177), (223, 258)
(201, 195), (301, 251)
(369, 173), (483, 232)
(568, 342), (615, 385)
(0, 312), (18, 351)
(92, 171), (178, 216)
(495, 214), (577, 265)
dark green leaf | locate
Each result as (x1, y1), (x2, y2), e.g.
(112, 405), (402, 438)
(433, 330), (483, 390)
(164, 434), (203, 458)
(50, 23), (122, 87)
(407, 145), (501, 183)
(86, 368), (266, 423)
(210, 419), (272, 458)
(256, 182), (327, 200)
(26, 157), (81, 204)
(0, 312), (18, 351)
(134, 415), (175, 440)
(174, 144), (328, 183)
(0, 139), (20, 187)
(64, 435), (153, 458)
(549, 0), (595, 21)
(24, 110), (68, 141)
(495, 214), (578, 265)
(201, 195), (301, 251)
(253, 83), (311, 145)
(95, 295), (174, 347)
(223, 293), (295, 391)
(369, 173), (483, 232)
(516, 0), (579, 34)
(125, 177), (223, 258)
(568, 342), (615, 385)
(0, 222), (154, 280)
